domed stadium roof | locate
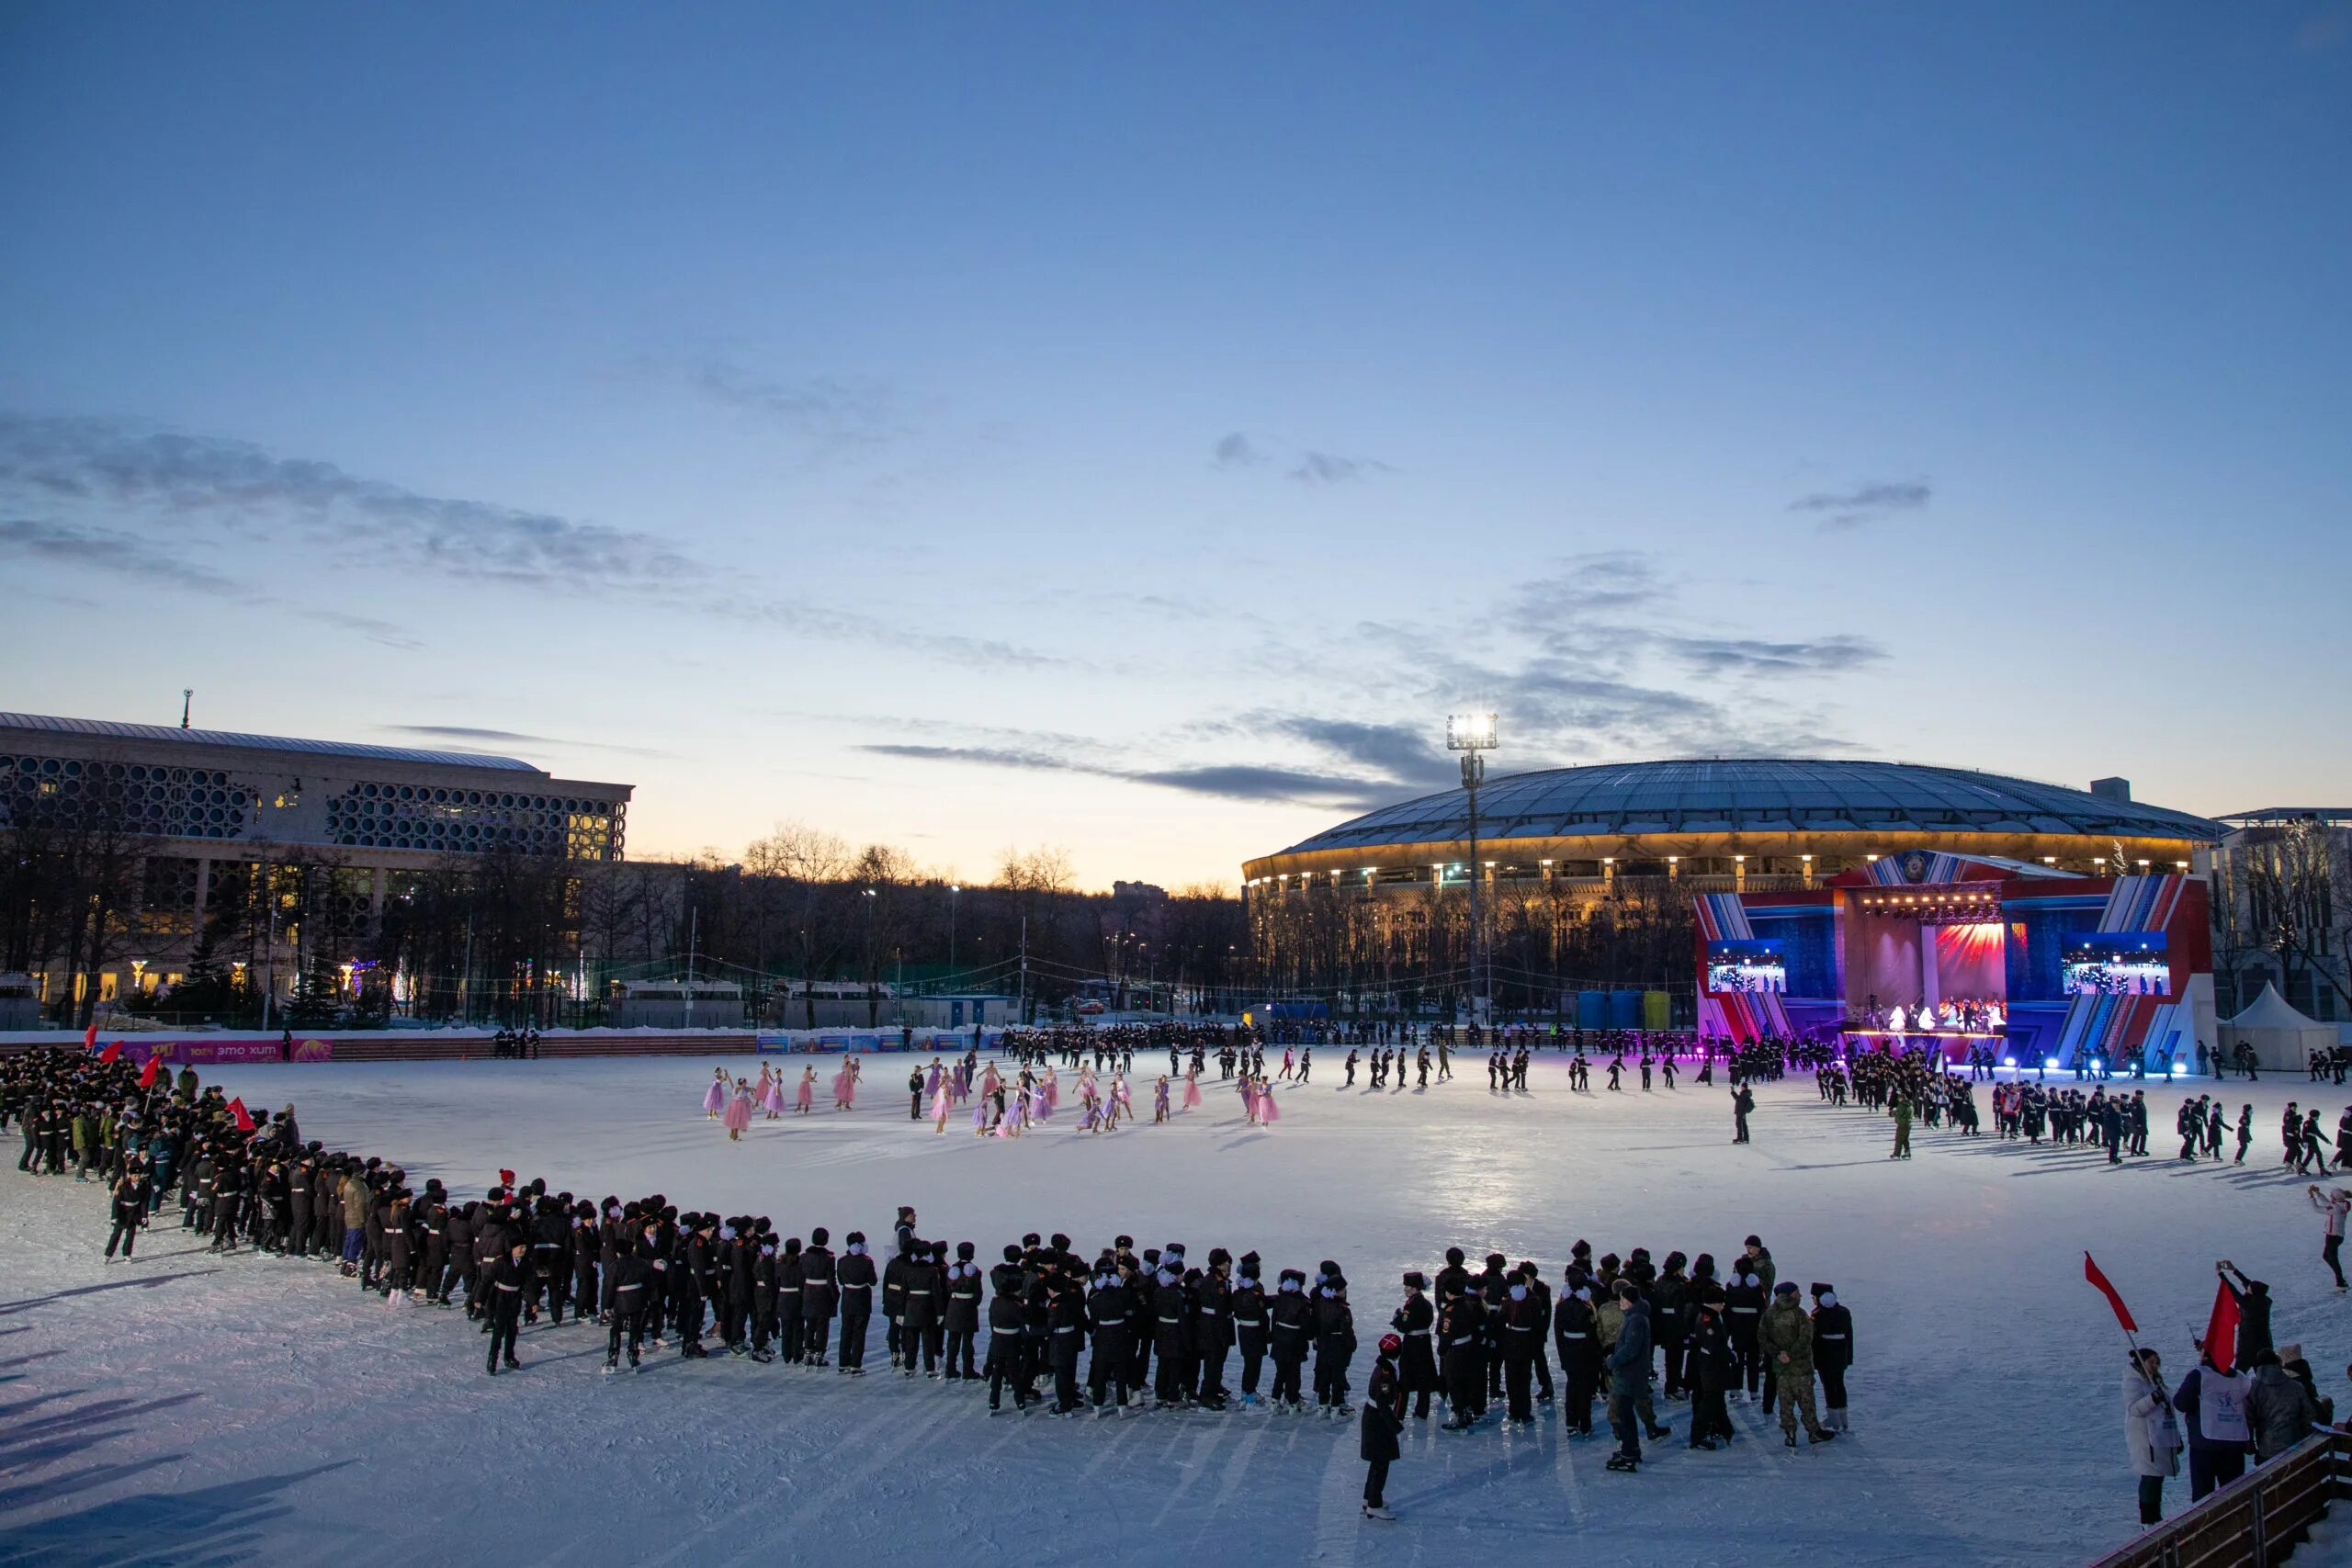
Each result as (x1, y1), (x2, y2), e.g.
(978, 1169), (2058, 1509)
(1273, 759), (2227, 857)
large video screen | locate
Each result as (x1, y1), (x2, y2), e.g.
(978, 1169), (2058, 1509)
(1707, 938), (1786, 994)
(2062, 932), (2170, 997)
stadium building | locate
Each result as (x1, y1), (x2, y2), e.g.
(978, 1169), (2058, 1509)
(0, 712), (631, 1015)
(1239, 759), (2228, 1050)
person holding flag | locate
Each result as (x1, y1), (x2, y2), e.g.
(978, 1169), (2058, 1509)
(2176, 1274), (2256, 1502)
(2124, 1346), (2182, 1525)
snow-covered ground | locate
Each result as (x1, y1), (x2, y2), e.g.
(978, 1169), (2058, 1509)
(5, 1054), (2349, 1566)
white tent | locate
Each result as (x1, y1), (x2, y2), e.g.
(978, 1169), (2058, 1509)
(2222, 982), (2337, 1072)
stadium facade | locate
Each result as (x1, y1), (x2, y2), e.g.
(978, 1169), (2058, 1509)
(1238, 759), (2229, 1018)
(0, 713), (630, 1013)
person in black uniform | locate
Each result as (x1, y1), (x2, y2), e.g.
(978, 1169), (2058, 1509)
(944, 1242), (982, 1379)
(1151, 1263), (1191, 1407)
(1232, 1253), (1270, 1408)
(1499, 1265), (1544, 1426)
(1810, 1281), (1853, 1432)
(104, 1169), (146, 1259)
(1313, 1275), (1357, 1416)
(836, 1231), (877, 1371)
(1046, 1271), (1087, 1414)
(1193, 1247), (1234, 1409)
(799, 1227), (837, 1365)
(571, 1202), (600, 1326)
(1361, 1333), (1406, 1520)
(984, 1256), (1032, 1412)
(1561, 1279), (1599, 1438)
(1724, 1262), (1766, 1402)
(606, 1226), (659, 1372)
(485, 1238), (528, 1374)
(1440, 1277), (1487, 1430)
(1267, 1268), (1313, 1411)
(1085, 1255), (1133, 1410)
(1685, 1283), (1734, 1449)
(749, 1229), (779, 1360)
(902, 1240), (945, 1376)
(1391, 1271), (1440, 1419)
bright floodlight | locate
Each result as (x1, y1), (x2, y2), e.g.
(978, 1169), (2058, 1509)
(2045, 1057), (2059, 1068)
(2003, 1057), (2016, 1067)
(1447, 711), (1498, 750)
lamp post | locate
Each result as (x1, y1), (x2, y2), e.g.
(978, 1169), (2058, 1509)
(948, 884), (960, 972)
(1447, 711), (1498, 1027)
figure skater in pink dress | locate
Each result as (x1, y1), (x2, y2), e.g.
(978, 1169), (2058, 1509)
(1182, 1066), (1203, 1111)
(762, 1072), (786, 1120)
(1260, 1077), (1282, 1125)
(832, 1056), (859, 1111)
(795, 1066), (816, 1114)
(723, 1081), (753, 1142)
(1111, 1075), (1134, 1128)
(931, 1076), (954, 1134)
(702, 1068), (728, 1119)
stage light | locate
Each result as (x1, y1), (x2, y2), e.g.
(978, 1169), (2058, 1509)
(2045, 1058), (2058, 1068)
(2003, 1057), (2016, 1067)
(2091, 1060), (2103, 1071)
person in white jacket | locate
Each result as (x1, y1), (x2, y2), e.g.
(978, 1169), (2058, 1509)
(2125, 1347), (2183, 1526)
(2308, 1185), (2348, 1291)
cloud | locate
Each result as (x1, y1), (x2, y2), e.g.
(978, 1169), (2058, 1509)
(1657, 634), (1885, 677)
(1290, 450), (1389, 485)
(0, 514), (419, 648)
(381, 724), (671, 760)
(858, 741), (1383, 807)
(1211, 431), (1391, 484)
(688, 361), (904, 448)
(0, 412), (1065, 670)
(1272, 716), (1459, 790)
(0, 414), (694, 588)
(1212, 432), (1267, 468)
(1787, 479), (1932, 532)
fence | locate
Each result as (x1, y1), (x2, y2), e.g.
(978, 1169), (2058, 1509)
(2088, 1430), (2352, 1568)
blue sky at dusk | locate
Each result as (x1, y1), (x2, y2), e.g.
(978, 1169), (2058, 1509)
(3, 4), (2346, 886)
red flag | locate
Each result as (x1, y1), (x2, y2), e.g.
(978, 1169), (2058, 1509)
(139, 1055), (160, 1089)
(2204, 1280), (2242, 1374)
(227, 1096), (254, 1134)
(97, 1041), (123, 1064)
(83, 1021), (97, 1051)
(2085, 1252), (2138, 1333)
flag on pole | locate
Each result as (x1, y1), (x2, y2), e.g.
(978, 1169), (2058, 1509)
(139, 1055), (161, 1089)
(83, 1021), (98, 1051)
(2085, 1252), (2138, 1333)
(2203, 1280), (2242, 1374)
(97, 1041), (123, 1064)
(227, 1096), (254, 1134)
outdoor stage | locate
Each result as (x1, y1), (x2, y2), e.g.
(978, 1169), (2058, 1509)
(1693, 851), (2214, 1068)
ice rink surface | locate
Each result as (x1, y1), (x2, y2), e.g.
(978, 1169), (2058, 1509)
(5, 1051), (2348, 1566)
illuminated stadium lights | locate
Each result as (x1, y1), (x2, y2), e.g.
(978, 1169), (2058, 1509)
(1445, 711), (1498, 751)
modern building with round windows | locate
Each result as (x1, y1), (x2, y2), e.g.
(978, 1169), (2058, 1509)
(1239, 759), (2228, 1048)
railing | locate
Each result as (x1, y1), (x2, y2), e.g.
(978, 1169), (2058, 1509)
(2089, 1431), (2352, 1568)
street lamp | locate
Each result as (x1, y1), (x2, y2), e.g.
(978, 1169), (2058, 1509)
(948, 884), (961, 972)
(1447, 711), (1498, 1026)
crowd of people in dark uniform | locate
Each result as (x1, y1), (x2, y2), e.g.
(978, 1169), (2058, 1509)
(6, 1039), (1868, 1522)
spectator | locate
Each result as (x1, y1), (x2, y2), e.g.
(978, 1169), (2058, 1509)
(2124, 1347), (2181, 1526)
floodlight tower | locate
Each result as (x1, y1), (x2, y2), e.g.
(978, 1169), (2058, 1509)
(1447, 711), (1498, 1028)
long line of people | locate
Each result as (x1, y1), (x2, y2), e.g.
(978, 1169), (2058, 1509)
(7, 1042), (1858, 1522)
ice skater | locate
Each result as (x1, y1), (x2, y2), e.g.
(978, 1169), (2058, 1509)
(796, 1066), (816, 1114)
(724, 1080), (752, 1142)
(832, 1057), (860, 1111)
(703, 1068), (728, 1120)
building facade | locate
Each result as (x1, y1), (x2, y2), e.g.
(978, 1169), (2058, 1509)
(0, 712), (631, 1017)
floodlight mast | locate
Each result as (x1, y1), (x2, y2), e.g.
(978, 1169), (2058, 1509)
(1446, 713), (1498, 1029)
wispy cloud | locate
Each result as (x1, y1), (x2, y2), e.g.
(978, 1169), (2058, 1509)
(1656, 634), (1885, 677)
(1211, 431), (1391, 484)
(687, 360), (905, 448)
(0, 414), (693, 587)
(857, 740), (1383, 806)
(1787, 479), (1932, 532)
(0, 412), (1064, 670)
(381, 724), (673, 760)
(0, 514), (420, 648)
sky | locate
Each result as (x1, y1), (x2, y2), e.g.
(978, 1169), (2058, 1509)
(2, 4), (2346, 889)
